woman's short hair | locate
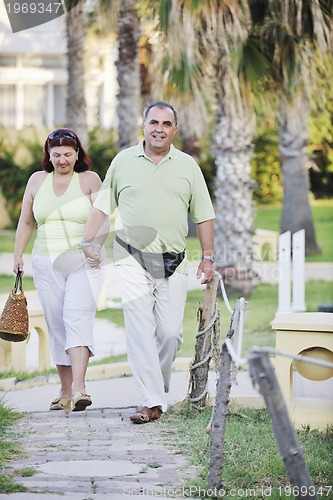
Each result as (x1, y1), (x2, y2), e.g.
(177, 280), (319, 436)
(42, 129), (92, 172)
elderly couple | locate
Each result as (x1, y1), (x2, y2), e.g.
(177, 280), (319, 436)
(14, 101), (215, 421)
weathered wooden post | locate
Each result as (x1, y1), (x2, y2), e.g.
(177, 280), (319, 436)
(248, 348), (317, 500)
(208, 300), (243, 490)
(207, 341), (232, 490)
(188, 273), (220, 410)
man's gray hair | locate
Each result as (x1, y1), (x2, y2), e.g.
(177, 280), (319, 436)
(143, 101), (178, 126)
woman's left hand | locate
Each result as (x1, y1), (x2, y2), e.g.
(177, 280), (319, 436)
(82, 245), (102, 268)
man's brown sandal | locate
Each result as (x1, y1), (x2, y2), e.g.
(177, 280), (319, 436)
(130, 406), (162, 424)
(49, 396), (71, 411)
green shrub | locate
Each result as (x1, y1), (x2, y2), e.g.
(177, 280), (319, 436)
(87, 128), (118, 180)
(0, 127), (118, 228)
(251, 128), (283, 205)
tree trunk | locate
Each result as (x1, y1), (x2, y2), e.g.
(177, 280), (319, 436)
(249, 349), (317, 499)
(116, 0), (140, 152)
(213, 104), (256, 296)
(279, 92), (321, 256)
(66, 0), (88, 148)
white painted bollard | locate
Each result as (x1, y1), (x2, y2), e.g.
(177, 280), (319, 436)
(292, 229), (306, 312)
(278, 231), (291, 314)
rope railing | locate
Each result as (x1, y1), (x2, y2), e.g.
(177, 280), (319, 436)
(188, 303), (220, 407)
(189, 270), (333, 410)
(206, 270), (333, 371)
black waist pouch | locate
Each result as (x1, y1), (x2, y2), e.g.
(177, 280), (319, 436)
(115, 236), (185, 278)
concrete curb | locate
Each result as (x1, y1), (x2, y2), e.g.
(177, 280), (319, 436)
(0, 357), (193, 392)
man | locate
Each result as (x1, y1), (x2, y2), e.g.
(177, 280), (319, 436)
(82, 101), (215, 423)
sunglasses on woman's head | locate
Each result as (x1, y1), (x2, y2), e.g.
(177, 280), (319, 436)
(48, 130), (77, 141)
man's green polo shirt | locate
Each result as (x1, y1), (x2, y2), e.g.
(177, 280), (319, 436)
(94, 141), (215, 267)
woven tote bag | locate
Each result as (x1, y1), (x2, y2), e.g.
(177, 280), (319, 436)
(0, 273), (29, 342)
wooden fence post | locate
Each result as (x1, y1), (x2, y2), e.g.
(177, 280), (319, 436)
(208, 300), (244, 490)
(188, 274), (220, 410)
(207, 341), (232, 490)
(248, 348), (317, 500)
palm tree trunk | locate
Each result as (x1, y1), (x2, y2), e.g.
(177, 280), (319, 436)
(214, 99), (256, 296)
(116, 0), (140, 151)
(279, 92), (321, 256)
(66, 0), (88, 148)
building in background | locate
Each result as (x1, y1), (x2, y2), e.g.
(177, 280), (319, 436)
(0, 2), (118, 131)
(0, 4), (119, 227)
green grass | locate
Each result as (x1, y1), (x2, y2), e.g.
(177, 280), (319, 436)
(1, 279), (331, 380)
(162, 404), (333, 499)
(185, 200), (333, 262)
(0, 231), (34, 254)
(96, 281), (333, 359)
(1, 200), (332, 262)
(0, 275), (35, 293)
(253, 200), (333, 262)
(0, 401), (27, 493)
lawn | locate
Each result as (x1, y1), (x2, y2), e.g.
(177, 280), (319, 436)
(186, 199), (333, 262)
(253, 200), (333, 263)
(1, 200), (332, 261)
(0, 198), (332, 369)
(0, 403), (26, 494)
(1, 208), (332, 496)
(162, 404), (333, 499)
(96, 280), (333, 359)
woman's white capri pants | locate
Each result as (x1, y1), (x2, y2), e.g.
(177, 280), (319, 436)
(32, 253), (105, 366)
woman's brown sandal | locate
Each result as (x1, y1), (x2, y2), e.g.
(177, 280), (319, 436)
(130, 406), (162, 424)
(49, 396), (71, 411)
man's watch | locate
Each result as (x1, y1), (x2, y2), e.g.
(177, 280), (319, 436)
(202, 255), (215, 263)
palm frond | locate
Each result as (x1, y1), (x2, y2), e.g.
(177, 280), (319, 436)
(158, 0), (173, 34)
(236, 36), (271, 84)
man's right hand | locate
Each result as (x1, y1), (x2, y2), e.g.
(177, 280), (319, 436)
(82, 245), (102, 268)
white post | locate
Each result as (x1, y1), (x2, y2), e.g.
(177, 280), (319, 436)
(292, 229), (306, 312)
(277, 231), (291, 314)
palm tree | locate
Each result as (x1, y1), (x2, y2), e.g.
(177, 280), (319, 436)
(156, 0), (265, 295)
(116, 0), (141, 151)
(65, 0), (88, 147)
(95, 0), (142, 151)
(155, 0), (333, 282)
(258, 0), (333, 255)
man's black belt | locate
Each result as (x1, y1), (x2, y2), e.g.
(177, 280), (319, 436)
(115, 235), (185, 278)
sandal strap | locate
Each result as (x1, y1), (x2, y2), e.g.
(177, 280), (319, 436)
(51, 396), (70, 406)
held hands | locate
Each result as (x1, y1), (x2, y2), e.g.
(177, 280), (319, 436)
(197, 259), (215, 284)
(81, 243), (102, 268)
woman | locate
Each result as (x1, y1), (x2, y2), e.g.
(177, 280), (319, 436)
(13, 129), (107, 412)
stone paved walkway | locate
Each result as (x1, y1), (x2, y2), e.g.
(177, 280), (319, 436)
(2, 406), (197, 499)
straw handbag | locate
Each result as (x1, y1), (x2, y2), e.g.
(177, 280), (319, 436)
(0, 273), (29, 342)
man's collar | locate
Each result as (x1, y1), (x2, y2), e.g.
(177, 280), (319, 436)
(134, 140), (179, 159)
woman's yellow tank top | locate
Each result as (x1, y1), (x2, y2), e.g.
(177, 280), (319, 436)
(33, 171), (92, 256)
